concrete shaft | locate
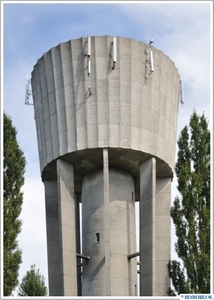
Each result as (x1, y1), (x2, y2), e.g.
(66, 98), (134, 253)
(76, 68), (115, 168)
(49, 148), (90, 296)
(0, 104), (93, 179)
(82, 168), (137, 296)
(140, 157), (171, 296)
(44, 160), (77, 296)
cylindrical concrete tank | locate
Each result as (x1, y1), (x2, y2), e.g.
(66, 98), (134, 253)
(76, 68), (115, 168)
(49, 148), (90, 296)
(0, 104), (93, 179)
(31, 35), (180, 296)
(32, 35), (179, 179)
(82, 168), (137, 296)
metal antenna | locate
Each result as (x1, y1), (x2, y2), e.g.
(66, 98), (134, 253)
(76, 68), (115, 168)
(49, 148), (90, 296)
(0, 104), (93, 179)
(179, 80), (184, 106)
(146, 39), (155, 79)
(112, 37), (117, 70)
(25, 76), (33, 105)
(87, 37), (92, 95)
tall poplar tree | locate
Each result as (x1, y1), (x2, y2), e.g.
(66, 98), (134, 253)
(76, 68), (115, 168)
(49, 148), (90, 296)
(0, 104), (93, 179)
(3, 113), (26, 296)
(167, 110), (210, 295)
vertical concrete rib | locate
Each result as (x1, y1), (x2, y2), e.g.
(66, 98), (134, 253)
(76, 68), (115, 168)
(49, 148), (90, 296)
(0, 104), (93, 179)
(120, 37), (131, 148)
(103, 149), (111, 295)
(51, 46), (67, 156)
(95, 36), (109, 148)
(69, 39), (78, 152)
(109, 36), (120, 147)
(86, 36), (98, 148)
(60, 40), (76, 153)
(70, 38), (86, 150)
(43, 53), (53, 164)
(131, 39), (144, 150)
(92, 36), (99, 148)
(42, 52), (53, 165)
(83, 37), (89, 149)
(129, 38), (133, 149)
(140, 157), (156, 296)
(33, 58), (47, 170)
(45, 49), (59, 161)
(104, 35), (110, 147)
(57, 159), (77, 296)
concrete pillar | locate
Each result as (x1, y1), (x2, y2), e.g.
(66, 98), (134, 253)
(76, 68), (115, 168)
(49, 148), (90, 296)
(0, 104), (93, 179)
(156, 177), (171, 295)
(110, 170), (137, 296)
(75, 193), (82, 296)
(44, 180), (62, 296)
(57, 159), (77, 296)
(81, 168), (137, 296)
(140, 157), (156, 296)
(103, 149), (111, 296)
(81, 169), (106, 296)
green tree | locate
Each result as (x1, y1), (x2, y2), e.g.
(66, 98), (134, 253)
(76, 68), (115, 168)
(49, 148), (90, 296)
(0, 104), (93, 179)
(167, 110), (210, 295)
(3, 113), (26, 296)
(18, 264), (48, 296)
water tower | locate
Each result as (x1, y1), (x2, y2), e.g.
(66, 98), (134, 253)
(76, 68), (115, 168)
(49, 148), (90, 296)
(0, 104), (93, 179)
(30, 35), (181, 296)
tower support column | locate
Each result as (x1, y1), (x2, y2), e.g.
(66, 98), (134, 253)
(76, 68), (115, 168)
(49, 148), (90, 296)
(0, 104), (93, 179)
(57, 159), (77, 296)
(140, 157), (156, 296)
(156, 177), (171, 295)
(103, 149), (111, 296)
(44, 160), (78, 295)
(44, 179), (62, 296)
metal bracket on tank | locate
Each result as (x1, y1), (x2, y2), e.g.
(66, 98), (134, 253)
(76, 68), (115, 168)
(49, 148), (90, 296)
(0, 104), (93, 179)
(76, 253), (91, 260)
(127, 251), (140, 259)
(88, 86), (92, 96)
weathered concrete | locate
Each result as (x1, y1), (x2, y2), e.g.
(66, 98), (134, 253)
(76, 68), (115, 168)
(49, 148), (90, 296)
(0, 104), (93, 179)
(140, 158), (171, 296)
(140, 157), (156, 296)
(44, 179), (62, 296)
(82, 167), (137, 296)
(156, 177), (171, 295)
(74, 193), (82, 296)
(44, 160), (77, 296)
(32, 36), (180, 185)
(57, 159), (77, 296)
(103, 149), (111, 295)
(31, 35), (180, 296)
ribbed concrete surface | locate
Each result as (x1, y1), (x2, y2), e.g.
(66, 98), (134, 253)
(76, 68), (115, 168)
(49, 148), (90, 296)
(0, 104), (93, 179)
(31, 36), (180, 176)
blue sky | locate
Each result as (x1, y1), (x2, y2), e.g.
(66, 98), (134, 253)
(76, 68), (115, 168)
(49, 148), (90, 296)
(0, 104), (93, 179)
(1, 1), (212, 297)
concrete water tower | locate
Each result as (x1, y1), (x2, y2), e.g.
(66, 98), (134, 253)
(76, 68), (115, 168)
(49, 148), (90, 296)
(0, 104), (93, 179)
(31, 35), (180, 296)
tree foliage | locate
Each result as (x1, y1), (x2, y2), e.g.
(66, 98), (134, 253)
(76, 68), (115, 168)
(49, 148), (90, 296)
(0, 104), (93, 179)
(168, 110), (210, 295)
(18, 264), (48, 296)
(3, 113), (26, 296)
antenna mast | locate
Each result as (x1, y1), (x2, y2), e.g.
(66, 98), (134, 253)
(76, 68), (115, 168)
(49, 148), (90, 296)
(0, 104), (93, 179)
(179, 80), (184, 106)
(25, 76), (33, 105)
(112, 37), (117, 70)
(87, 37), (92, 95)
(146, 39), (155, 79)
